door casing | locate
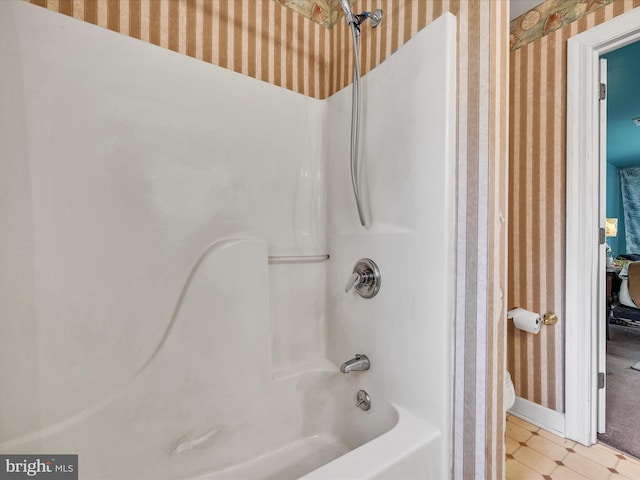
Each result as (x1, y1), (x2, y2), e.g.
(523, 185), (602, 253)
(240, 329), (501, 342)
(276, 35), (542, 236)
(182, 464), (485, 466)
(566, 7), (640, 446)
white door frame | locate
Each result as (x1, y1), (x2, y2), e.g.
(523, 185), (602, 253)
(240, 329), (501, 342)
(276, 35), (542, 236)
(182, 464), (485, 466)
(566, 7), (640, 446)
(597, 56), (608, 434)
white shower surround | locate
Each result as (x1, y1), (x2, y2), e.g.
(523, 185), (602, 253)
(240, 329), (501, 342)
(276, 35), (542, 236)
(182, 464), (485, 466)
(0, 2), (456, 479)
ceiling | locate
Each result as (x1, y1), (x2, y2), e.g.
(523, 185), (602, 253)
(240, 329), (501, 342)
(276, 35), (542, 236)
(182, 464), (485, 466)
(603, 41), (640, 169)
(510, 0), (542, 20)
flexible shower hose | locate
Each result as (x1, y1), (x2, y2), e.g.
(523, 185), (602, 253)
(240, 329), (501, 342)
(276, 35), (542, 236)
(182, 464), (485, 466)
(348, 23), (366, 228)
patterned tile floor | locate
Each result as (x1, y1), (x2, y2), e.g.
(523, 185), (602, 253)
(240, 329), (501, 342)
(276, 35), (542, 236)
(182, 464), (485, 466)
(506, 414), (640, 479)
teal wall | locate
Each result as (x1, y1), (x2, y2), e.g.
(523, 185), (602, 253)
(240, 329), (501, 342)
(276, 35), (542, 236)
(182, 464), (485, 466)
(603, 40), (640, 258)
(607, 162), (626, 257)
(602, 41), (640, 169)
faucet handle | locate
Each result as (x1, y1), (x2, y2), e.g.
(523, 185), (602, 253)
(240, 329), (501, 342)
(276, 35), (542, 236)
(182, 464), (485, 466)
(345, 272), (362, 293)
(344, 259), (381, 298)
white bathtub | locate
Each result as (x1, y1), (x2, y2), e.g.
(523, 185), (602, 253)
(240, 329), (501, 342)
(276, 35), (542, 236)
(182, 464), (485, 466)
(196, 405), (440, 480)
(300, 406), (441, 480)
(0, 238), (432, 480)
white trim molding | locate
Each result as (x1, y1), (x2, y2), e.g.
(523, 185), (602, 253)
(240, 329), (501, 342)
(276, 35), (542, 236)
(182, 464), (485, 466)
(565, 8), (640, 446)
(510, 396), (566, 438)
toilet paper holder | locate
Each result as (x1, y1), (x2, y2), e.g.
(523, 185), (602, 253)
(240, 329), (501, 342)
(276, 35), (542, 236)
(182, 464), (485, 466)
(507, 309), (558, 326)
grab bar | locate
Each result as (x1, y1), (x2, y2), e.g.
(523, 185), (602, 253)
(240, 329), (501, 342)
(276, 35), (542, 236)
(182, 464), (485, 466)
(268, 255), (329, 265)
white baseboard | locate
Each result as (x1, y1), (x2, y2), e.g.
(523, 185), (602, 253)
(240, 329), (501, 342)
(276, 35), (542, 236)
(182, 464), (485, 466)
(508, 396), (566, 437)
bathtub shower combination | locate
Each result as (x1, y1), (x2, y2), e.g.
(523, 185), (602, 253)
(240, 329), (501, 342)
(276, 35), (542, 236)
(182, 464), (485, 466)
(0, 2), (456, 479)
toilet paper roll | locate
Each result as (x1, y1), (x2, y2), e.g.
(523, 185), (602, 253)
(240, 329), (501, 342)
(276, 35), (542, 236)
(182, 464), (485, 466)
(507, 307), (541, 334)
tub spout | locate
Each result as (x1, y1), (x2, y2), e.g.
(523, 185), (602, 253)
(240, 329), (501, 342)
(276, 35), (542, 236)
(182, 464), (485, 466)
(340, 354), (370, 373)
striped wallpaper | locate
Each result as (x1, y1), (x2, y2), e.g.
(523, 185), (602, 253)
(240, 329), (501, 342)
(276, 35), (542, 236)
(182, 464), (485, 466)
(508, 0), (640, 412)
(27, 0), (332, 98)
(23, 1), (509, 478)
(488, 2), (510, 478)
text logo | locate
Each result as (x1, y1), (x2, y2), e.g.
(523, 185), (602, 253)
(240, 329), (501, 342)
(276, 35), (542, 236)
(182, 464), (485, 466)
(0, 455), (77, 480)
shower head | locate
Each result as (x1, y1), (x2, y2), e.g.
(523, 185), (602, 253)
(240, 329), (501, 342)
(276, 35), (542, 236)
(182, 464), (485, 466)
(338, 1), (383, 30)
(366, 9), (383, 28)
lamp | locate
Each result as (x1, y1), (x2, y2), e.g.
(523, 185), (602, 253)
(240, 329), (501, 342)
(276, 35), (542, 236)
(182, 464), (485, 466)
(605, 218), (618, 267)
(606, 218), (618, 237)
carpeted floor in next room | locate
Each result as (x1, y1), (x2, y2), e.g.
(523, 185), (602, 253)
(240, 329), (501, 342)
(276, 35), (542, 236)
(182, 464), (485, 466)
(598, 323), (640, 459)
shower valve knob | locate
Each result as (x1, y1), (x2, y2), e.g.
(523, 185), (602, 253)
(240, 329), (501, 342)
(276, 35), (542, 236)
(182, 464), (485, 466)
(345, 258), (381, 298)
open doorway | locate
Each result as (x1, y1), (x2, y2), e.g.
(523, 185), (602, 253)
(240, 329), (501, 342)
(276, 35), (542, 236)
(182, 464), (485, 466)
(565, 6), (640, 448)
(598, 39), (640, 458)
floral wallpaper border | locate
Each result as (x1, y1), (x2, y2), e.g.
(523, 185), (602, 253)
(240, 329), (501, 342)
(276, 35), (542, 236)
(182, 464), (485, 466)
(284, 0), (617, 38)
(275, 0), (353, 28)
(510, 0), (615, 50)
